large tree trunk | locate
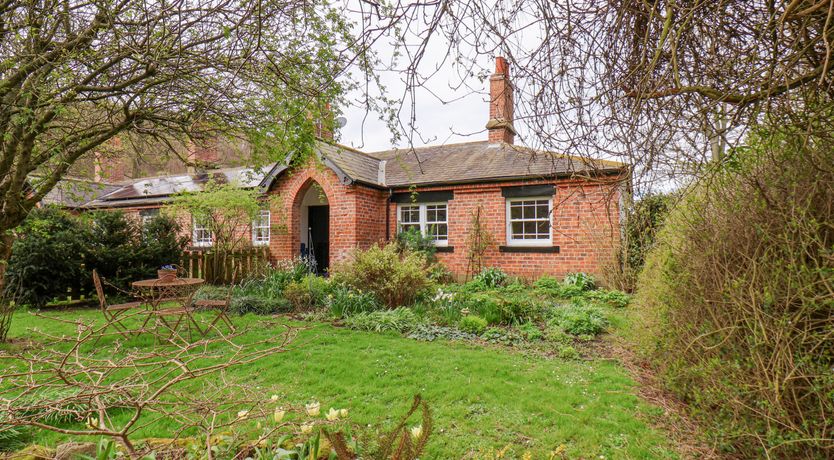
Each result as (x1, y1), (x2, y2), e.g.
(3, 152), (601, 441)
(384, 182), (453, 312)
(0, 231), (15, 342)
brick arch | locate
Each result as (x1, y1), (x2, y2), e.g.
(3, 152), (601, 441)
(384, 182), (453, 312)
(273, 164), (345, 261)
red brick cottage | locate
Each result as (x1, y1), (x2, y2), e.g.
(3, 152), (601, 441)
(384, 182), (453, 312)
(80, 58), (628, 279)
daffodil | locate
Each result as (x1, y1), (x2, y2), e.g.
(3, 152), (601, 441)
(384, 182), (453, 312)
(326, 408), (339, 421)
(87, 417), (98, 429)
(305, 401), (320, 416)
(273, 408), (286, 423)
(410, 425), (423, 439)
(339, 408), (348, 418)
(300, 423), (314, 434)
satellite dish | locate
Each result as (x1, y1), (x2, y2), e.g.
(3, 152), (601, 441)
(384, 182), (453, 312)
(335, 116), (347, 128)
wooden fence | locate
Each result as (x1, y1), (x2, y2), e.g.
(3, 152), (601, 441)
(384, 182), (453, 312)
(181, 247), (270, 284)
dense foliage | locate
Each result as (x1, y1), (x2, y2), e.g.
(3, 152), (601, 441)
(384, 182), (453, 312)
(635, 126), (834, 457)
(332, 244), (433, 308)
(4, 208), (89, 307)
(5, 209), (187, 306)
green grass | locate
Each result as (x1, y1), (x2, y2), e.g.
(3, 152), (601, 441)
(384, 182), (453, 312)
(3, 309), (676, 459)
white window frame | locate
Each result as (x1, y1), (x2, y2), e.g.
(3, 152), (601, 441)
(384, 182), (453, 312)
(192, 216), (213, 248)
(139, 208), (159, 227)
(252, 209), (271, 246)
(396, 202), (449, 246)
(505, 197), (553, 246)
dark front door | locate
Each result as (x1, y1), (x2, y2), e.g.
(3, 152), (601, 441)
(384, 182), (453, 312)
(307, 205), (329, 274)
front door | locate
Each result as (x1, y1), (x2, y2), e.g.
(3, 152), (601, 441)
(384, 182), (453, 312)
(307, 205), (330, 274)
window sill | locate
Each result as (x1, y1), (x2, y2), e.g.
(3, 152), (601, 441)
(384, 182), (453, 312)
(435, 246), (454, 253)
(499, 245), (560, 253)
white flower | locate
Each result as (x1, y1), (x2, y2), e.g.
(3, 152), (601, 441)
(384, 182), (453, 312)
(339, 408), (349, 418)
(271, 394), (279, 401)
(326, 408), (340, 421)
(305, 401), (320, 416)
(300, 423), (314, 434)
(273, 408), (286, 423)
(410, 425), (423, 439)
(237, 410), (249, 420)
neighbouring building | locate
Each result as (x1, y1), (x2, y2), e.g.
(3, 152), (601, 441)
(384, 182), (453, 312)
(64, 57), (628, 280)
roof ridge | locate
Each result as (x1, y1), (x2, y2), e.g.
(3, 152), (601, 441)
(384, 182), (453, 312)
(366, 139), (488, 156)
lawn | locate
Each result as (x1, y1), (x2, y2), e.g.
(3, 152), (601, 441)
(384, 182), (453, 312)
(3, 308), (677, 459)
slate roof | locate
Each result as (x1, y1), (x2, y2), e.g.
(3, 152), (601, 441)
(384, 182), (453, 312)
(363, 141), (623, 187)
(85, 164), (273, 208)
(69, 140), (624, 209)
(40, 178), (122, 209)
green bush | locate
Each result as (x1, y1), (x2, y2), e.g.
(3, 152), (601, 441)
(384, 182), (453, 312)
(634, 125), (834, 457)
(406, 324), (478, 342)
(343, 308), (422, 333)
(230, 295), (291, 315)
(458, 315), (487, 334)
(456, 290), (543, 326)
(562, 272), (596, 291)
(532, 276), (584, 299)
(547, 302), (608, 336)
(516, 322), (544, 341)
(480, 327), (522, 346)
(584, 289), (630, 308)
(473, 267), (508, 289)
(5, 207), (89, 307)
(395, 227), (437, 261)
(326, 285), (379, 318)
(332, 244), (432, 308)
(284, 274), (330, 311)
(236, 258), (312, 299)
(557, 345), (580, 360)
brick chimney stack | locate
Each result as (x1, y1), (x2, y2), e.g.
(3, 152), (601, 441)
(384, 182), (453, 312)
(314, 103), (334, 141)
(94, 136), (128, 182)
(486, 56), (516, 144)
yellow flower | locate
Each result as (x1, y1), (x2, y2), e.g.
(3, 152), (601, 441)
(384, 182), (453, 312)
(305, 402), (320, 416)
(237, 410), (249, 420)
(339, 408), (349, 418)
(326, 408), (339, 421)
(256, 421), (262, 429)
(87, 417), (98, 429)
(410, 425), (423, 439)
(300, 423), (314, 434)
(273, 408), (286, 423)
(271, 394), (279, 401)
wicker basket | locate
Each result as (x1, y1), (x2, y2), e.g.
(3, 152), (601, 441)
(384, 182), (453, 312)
(157, 269), (177, 282)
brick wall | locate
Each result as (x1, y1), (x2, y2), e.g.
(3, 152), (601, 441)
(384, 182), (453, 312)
(266, 159), (387, 266)
(385, 177), (622, 280)
(106, 165), (623, 281)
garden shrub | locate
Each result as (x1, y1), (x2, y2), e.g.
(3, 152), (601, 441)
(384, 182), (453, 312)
(395, 227), (437, 261)
(634, 125), (834, 457)
(532, 276), (584, 299)
(557, 345), (580, 360)
(343, 307), (422, 333)
(406, 324), (478, 342)
(458, 315), (487, 334)
(516, 322), (544, 341)
(326, 285), (379, 318)
(562, 272), (595, 291)
(473, 267), (507, 289)
(229, 295), (291, 315)
(283, 274), (330, 311)
(236, 258), (312, 300)
(5, 207), (89, 307)
(480, 327), (522, 346)
(455, 290), (543, 326)
(332, 244), (432, 308)
(584, 289), (630, 308)
(547, 302), (608, 336)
